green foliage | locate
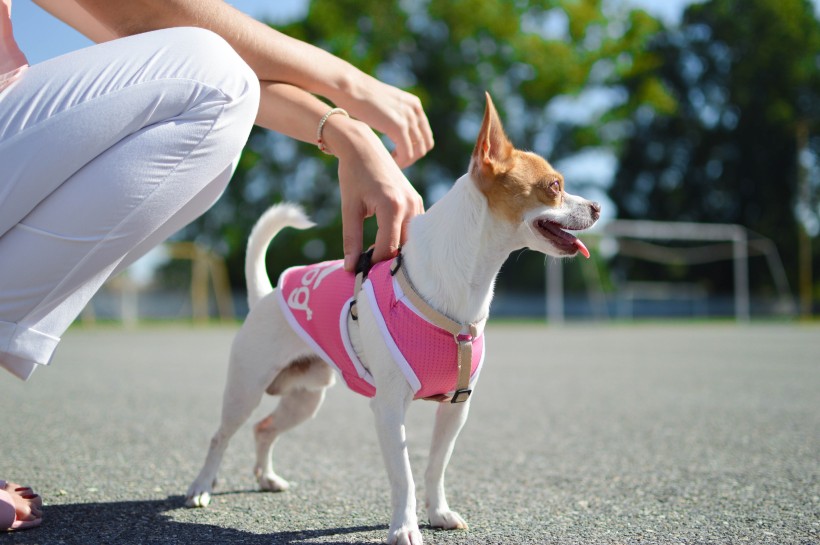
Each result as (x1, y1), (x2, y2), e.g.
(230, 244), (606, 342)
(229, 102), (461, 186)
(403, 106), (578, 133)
(178, 0), (665, 292)
(609, 0), (820, 294)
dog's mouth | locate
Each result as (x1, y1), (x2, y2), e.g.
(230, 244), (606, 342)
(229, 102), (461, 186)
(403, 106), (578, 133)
(534, 219), (590, 258)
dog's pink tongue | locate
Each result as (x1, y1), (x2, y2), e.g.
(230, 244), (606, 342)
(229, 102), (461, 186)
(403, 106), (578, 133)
(575, 238), (590, 259)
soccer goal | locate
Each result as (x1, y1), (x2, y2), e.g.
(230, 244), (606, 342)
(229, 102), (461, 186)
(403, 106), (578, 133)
(545, 220), (795, 323)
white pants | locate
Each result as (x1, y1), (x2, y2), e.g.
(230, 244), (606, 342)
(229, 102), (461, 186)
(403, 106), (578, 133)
(0, 28), (260, 380)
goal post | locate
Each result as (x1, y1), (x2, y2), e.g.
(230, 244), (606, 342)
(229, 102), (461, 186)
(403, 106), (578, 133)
(545, 220), (795, 323)
(603, 220), (749, 322)
(81, 241), (235, 325)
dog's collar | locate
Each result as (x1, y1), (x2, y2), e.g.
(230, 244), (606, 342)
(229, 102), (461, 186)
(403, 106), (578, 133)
(351, 249), (485, 404)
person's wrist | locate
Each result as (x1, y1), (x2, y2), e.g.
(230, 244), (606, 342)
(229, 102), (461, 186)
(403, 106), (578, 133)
(321, 115), (378, 160)
(316, 108), (349, 154)
(325, 68), (369, 109)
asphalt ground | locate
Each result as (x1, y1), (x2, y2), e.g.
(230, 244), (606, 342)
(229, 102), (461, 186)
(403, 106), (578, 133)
(1, 322), (818, 545)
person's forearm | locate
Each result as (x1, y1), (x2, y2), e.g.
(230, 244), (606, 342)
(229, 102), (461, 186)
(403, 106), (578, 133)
(32, 0), (118, 43)
(256, 81), (386, 162)
(59, 0), (365, 107)
(34, 0), (433, 168)
(256, 81), (334, 144)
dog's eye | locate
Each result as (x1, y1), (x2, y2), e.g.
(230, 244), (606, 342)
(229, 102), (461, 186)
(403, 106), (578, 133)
(540, 178), (562, 203)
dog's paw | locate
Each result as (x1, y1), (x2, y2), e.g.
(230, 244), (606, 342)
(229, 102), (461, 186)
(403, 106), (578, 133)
(184, 485), (212, 508)
(185, 476), (215, 508)
(428, 508), (468, 530)
(388, 525), (423, 545)
(256, 472), (290, 492)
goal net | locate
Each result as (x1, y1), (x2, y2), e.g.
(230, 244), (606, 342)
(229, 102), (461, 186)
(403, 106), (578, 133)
(545, 220), (795, 323)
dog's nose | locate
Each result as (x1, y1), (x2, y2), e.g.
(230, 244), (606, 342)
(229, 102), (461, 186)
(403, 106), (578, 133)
(590, 201), (601, 220)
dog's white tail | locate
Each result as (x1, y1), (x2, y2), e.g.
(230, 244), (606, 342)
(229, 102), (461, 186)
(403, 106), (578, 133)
(245, 203), (315, 309)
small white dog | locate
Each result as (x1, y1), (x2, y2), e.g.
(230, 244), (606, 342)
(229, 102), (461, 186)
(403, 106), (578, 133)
(186, 93), (600, 545)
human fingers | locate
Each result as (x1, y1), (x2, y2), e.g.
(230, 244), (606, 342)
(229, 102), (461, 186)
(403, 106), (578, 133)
(390, 124), (415, 170)
(414, 102), (435, 157)
(341, 200), (365, 272)
(410, 189), (425, 217)
(25, 496), (42, 517)
(372, 199), (404, 264)
(374, 185), (424, 261)
(401, 192), (424, 247)
(391, 98), (434, 168)
(332, 116), (424, 267)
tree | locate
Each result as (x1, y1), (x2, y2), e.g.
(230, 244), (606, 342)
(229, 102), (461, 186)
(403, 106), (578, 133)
(609, 0), (820, 295)
(177, 0), (668, 295)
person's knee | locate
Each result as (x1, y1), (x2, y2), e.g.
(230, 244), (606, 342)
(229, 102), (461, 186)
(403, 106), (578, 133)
(155, 27), (260, 114)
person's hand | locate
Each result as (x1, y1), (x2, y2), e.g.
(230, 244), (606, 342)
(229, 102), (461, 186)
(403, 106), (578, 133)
(333, 77), (434, 169)
(324, 117), (425, 271)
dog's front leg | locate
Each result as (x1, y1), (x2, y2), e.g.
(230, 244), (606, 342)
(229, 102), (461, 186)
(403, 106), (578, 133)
(425, 399), (471, 530)
(371, 391), (422, 545)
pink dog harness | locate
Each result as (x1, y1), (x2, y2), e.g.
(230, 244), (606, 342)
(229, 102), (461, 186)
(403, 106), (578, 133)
(275, 257), (484, 401)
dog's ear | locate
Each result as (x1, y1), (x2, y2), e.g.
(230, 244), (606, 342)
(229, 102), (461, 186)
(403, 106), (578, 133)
(471, 92), (514, 181)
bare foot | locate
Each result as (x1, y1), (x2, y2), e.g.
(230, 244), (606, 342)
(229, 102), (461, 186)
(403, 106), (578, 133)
(0, 480), (43, 531)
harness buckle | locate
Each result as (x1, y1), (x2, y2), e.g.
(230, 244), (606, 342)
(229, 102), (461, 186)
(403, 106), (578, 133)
(350, 248), (375, 321)
(450, 389), (472, 404)
(356, 248), (375, 277)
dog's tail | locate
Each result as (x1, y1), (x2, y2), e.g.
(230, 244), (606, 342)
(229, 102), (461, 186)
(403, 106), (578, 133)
(245, 203), (315, 309)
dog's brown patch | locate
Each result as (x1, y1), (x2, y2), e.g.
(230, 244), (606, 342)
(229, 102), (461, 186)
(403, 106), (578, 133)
(266, 356), (333, 395)
(470, 93), (566, 223)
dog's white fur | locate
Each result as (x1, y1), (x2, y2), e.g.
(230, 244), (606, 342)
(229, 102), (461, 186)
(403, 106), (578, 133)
(185, 93), (600, 545)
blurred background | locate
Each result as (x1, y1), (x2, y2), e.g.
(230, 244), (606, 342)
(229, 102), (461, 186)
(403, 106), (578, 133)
(15, 0), (820, 323)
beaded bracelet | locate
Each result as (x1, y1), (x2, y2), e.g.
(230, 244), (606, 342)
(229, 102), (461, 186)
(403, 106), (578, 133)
(316, 107), (349, 155)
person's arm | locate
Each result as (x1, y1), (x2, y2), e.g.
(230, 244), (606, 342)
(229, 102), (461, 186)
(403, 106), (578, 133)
(34, 0), (429, 268)
(36, 0), (434, 168)
(31, 0), (117, 43)
(256, 81), (424, 270)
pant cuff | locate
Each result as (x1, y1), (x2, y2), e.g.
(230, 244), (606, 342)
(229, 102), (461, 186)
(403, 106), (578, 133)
(0, 320), (59, 381)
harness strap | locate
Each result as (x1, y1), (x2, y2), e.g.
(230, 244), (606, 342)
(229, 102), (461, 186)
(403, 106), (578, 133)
(350, 249), (374, 320)
(349, 249), (484, 404)
(390, 255), (484, 404)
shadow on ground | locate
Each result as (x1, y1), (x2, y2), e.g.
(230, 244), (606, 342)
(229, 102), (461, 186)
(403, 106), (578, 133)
(5, 496), (386, 545)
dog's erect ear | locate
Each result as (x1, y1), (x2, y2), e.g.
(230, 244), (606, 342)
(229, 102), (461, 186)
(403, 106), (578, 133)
(471, 92), (514, 179)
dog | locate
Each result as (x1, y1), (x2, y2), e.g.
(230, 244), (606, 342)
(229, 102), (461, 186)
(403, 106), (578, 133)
(185, 92), (600, 545)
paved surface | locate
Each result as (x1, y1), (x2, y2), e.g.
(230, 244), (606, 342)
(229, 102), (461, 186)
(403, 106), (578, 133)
(2, 322), (818, 545)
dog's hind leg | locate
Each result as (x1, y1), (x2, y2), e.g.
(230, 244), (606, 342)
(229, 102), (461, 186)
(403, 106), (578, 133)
(425, 399), (471, 530)
(185, 356), (269, 507)
(254, 358), (333, 492)
(186, 296), (308, 508)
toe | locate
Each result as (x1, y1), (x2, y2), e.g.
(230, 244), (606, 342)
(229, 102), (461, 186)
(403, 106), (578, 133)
(0, 483), (43, 532)
(185, 491), (211, 508)
(429, 509), (468, 530)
